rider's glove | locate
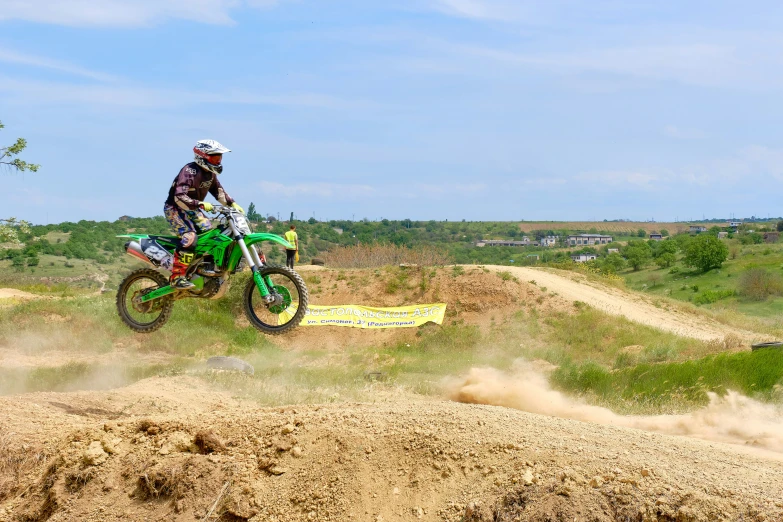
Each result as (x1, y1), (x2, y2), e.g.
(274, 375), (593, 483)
(231, 202), (245, 214)
(200, 202), (214, 212)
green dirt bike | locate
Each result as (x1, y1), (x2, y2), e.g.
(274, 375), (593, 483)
(115, 204), (308, 335)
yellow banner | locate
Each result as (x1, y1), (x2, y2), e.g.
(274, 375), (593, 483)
(281, 303), (447, 329)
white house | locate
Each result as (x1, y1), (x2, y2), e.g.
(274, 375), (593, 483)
(475, 238), (530, 247)
(571, 254), (597, 263)
(689, 225), (708, 233)
(540, 236), (558, 247)
(567, 234), (613, 246)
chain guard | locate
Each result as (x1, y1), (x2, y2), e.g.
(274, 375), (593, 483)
(131, 287), (165, 314)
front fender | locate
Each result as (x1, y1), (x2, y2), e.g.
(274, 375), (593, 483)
(243, 233), (294, 250)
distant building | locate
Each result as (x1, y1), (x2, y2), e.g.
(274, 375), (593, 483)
(607, 248), (619, 254)
(718, 231), (729, 239)
(689, 225), (708, 233)
(118, 215), (132, 222)
(571, 253), (597, 263)
(540, 236), (558, 247)
(764, 232), (779, 243)
(567, 234), (612, 246)
(649, 233), (663, 241)
(475, 238), (530, 247)
(728, 221), (742, 229)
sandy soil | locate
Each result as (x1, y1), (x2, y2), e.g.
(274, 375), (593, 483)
(2, 267), (782, 521)
(2, 376), (783, 522)
(0, 288), (39, 300)
(485, 266), (762, 343)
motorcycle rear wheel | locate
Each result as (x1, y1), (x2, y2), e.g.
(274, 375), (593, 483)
(243, 265), (309, 335)
(116, 268), (174, 333)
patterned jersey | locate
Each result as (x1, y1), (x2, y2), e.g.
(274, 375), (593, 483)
(165, 162), (235, 211)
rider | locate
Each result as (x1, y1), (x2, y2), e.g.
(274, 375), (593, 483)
(164, 139), (244, 289)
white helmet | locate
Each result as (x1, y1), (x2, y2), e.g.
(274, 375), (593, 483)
(193, 139), (231, 175)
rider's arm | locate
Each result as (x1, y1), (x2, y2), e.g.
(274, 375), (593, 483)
(173, 165), (200, 210)
(209, 177), (235, 207)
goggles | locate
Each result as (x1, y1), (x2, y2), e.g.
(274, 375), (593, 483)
(205, 154), (222, 166)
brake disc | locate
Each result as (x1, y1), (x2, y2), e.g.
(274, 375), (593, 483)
(267, 285), (292, 314)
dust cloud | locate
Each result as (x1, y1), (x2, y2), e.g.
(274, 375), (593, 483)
(447, 361), (783, 453)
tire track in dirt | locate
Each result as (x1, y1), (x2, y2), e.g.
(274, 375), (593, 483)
(484, 266), (763, 343)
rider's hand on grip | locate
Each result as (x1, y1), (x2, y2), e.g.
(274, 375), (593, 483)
(200, 202), (214, 212)
(231, 202), (245, 214)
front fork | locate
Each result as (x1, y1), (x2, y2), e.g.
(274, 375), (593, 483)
(238, 238), (276, 300)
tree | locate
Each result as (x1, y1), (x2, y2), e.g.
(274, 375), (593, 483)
(655, 252), (676, 268)
(623, 240), (652, 271)
(246, 202), (262, 222)
(637, 228), (646, 238)
(289, 211), (294, 223)
(683, 234), (729, 272)
(1, 121), (40, 172)
(660, 229), (670, 237)
(777, 221), (783, 232)
(600, 253), (626, 273)
(0, 217), (30, 245)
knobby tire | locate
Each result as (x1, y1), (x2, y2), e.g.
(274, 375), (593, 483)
(243, 265), (309, 335)
(116, 268), (174, 333)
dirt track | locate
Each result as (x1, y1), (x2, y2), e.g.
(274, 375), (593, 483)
(2, 376), (783, 522)
(2, 266), (783, 521)
(485, 266), (762, 343)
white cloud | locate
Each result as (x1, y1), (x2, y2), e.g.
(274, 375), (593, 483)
(458, 43), (747, 88)
(257, 181), (376, 199)
(0, 48), (117, 81)
(664, 125), (706, 140)
(576, 170), (660, 188)
(404, 182), (487, 199)
(575, 145), (783, 192)
(0, 76), (372, 110)
(0, 0), (281, 27)
(430, 0), (510, 20)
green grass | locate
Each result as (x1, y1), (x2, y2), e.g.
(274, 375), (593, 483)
(1, 263), (779, 414)
(551, 348), (783, 413)
(621, 241), (783, 317)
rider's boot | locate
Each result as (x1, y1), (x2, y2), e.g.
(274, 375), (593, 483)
(170, 251), (195, 290)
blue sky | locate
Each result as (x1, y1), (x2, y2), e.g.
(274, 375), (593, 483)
(2, 0), (782, 223)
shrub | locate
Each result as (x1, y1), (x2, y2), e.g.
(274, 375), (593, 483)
(320, 243), (451, 268)
(737, 268), (783, 301)
(693, 289), (735, 305)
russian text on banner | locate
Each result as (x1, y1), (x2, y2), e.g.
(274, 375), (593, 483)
(280, 303), (447, 328)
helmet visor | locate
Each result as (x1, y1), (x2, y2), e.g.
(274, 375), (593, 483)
(206, 154), (223, 166)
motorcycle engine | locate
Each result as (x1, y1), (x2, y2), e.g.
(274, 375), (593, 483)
(200, 277), (230, 300)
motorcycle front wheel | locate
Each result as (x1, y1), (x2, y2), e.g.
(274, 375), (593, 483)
(243, 265), (309, 335)
(116, 268), (174, 333)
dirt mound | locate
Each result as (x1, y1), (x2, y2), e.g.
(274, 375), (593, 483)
(270, 265), (560, 352)
(484, 265), (760, 343)
(1, 376), (782, 521)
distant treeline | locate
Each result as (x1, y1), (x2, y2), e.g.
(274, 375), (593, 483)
(4, 215), (779, 268)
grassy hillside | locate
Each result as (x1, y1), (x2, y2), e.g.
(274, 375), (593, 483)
(621, 240), (783, 319)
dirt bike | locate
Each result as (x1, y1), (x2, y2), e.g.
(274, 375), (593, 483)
(115, 204), (308, 335)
